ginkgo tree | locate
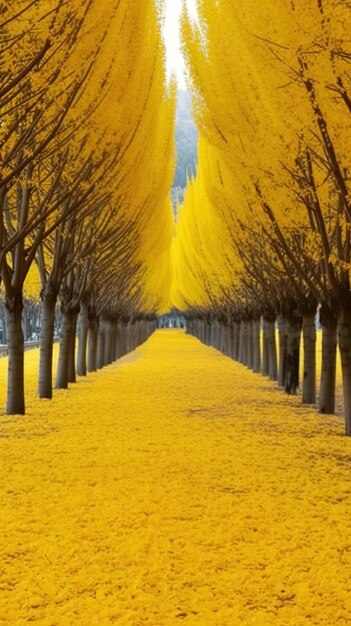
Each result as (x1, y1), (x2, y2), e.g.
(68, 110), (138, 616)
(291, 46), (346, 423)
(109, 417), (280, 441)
(0, 0), (175, 414)
(178, 0), (351, 434)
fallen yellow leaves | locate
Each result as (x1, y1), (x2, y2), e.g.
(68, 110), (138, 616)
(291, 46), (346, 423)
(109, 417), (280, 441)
(0, 330), (350, 624)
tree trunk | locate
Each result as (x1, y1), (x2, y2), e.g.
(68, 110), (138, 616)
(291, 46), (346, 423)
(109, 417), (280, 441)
(239, 321), (247, 364)
(77, 303), (88, 376)
(115, 322), (122, 359)
(319, 316), (337, 414)
(119, 323), (127, 356)
(277, 316), (288, 387)
(110, 321), (117, 362)
(38, 290), (57, 399)
(265, 320), (277, 380)
(67, 313), (77, 384)
(97, 319), (105, 369)
(87, 316), (98, 372)
(205, 321), (211, 345)
(338, 306), (351, 435)
(215, 320), (221, 350)
(302, 313), (316, 404)
(285, 321), (301, 395)
(56, 309), (75, 389)
(232, 322), (240, 360)
(104, 320), (113, 365)
(252, 319), (261, 373)
(6, 294), (25, 414)
(262, 319), (269, 376)
(220, 323), (227, 354)
(227, 324), (234, 359)
(245, 321), (252, 369)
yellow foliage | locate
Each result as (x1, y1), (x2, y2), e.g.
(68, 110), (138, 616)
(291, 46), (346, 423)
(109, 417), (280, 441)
(178, 0), (351, 312)
(0, 331), (350, 624)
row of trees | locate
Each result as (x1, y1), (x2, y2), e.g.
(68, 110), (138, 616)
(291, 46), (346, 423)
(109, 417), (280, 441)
(0, 1), (175, 414)
(173, 0), (351, 433)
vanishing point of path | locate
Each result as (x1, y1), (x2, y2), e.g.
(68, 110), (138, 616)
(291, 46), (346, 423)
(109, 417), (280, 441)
(1, 330), (351, 625)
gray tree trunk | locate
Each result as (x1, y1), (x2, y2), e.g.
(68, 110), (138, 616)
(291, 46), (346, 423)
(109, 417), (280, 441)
(111, 321), (117, 362)
(214, 320), (220, 350)
(233, 322), (240, 360)
(266, 320), (278, 380)
(338, 306), (351, 435)
(220, 323), (227, 354)
(239, 321), (246, 364)
(97, 319), (105, 369)
(67, 313), (77, 383)
(205, 321), (211, 345)
(6, 294), (25, 414)
(87, 317), (98, 372)
(56, 310), (75, 389)
(209, 321), (215, 348)
(119, 323), (127, 356)
(302, 313), (316, 404)
(38, 290), (56, 398)
(262, 319), (270, 376)
(285, 321), (301, 394)
(103, 320), (113, 365)
(277, 316), (288, 387)
(115, 322), (122, 358)
(77, 303), (88, 376)
(319, 319), (337, 414)
(227, 324), (234, 359)
(247, 321), (253, 369)
(252, 319), (261, 373)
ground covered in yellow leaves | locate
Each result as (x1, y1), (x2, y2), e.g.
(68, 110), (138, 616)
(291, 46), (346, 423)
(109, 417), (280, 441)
(1, 330), (351, 625)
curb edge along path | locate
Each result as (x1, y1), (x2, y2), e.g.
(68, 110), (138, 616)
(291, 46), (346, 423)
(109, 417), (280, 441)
(0, 329), (350, 625)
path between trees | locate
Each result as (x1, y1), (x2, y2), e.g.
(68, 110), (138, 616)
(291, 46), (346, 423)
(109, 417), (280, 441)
(0, 330), (350, 625)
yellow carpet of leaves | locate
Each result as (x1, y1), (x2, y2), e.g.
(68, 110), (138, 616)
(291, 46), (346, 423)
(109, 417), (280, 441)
(1, 330), (351, 625)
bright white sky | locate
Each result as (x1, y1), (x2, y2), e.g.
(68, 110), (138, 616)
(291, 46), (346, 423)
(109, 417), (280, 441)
(163, 0), (198, 90)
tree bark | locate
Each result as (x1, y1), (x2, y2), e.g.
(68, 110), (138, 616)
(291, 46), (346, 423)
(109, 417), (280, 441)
(285, 321), (301, 394)
(302, 313), (316, 404)
(67, 313), (77, 383)
(6, 294), (25, 414)
(119, 322), (127, 356)
(338, 306), (351, 435)
(233, 322), (240, 360)
(220, 322), (228, 354)
(38, 290), (57, 398)
(277, 316), (288, 387)
(246, 321), (253, 369)
(239, 320), (248, 365)
(55, 309), (75, 389)
(214, 319), (221, 350)
(87, 316), (98, 372)
(77, 303), (88, 376)
(205, 320), (211, 345)
(104, 320), (113, 365)
(110, 321), (117, 362)
(252, 318), (261, 373)
(262, 319), (269, 376)
(266, 320), (278, 380)
(227, 323), (234, 359)
(319, 313), (337, 414)
(97, 319), (105, 369)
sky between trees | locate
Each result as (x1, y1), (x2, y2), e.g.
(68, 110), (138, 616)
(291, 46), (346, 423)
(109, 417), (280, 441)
(163, 0), (198, 88)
